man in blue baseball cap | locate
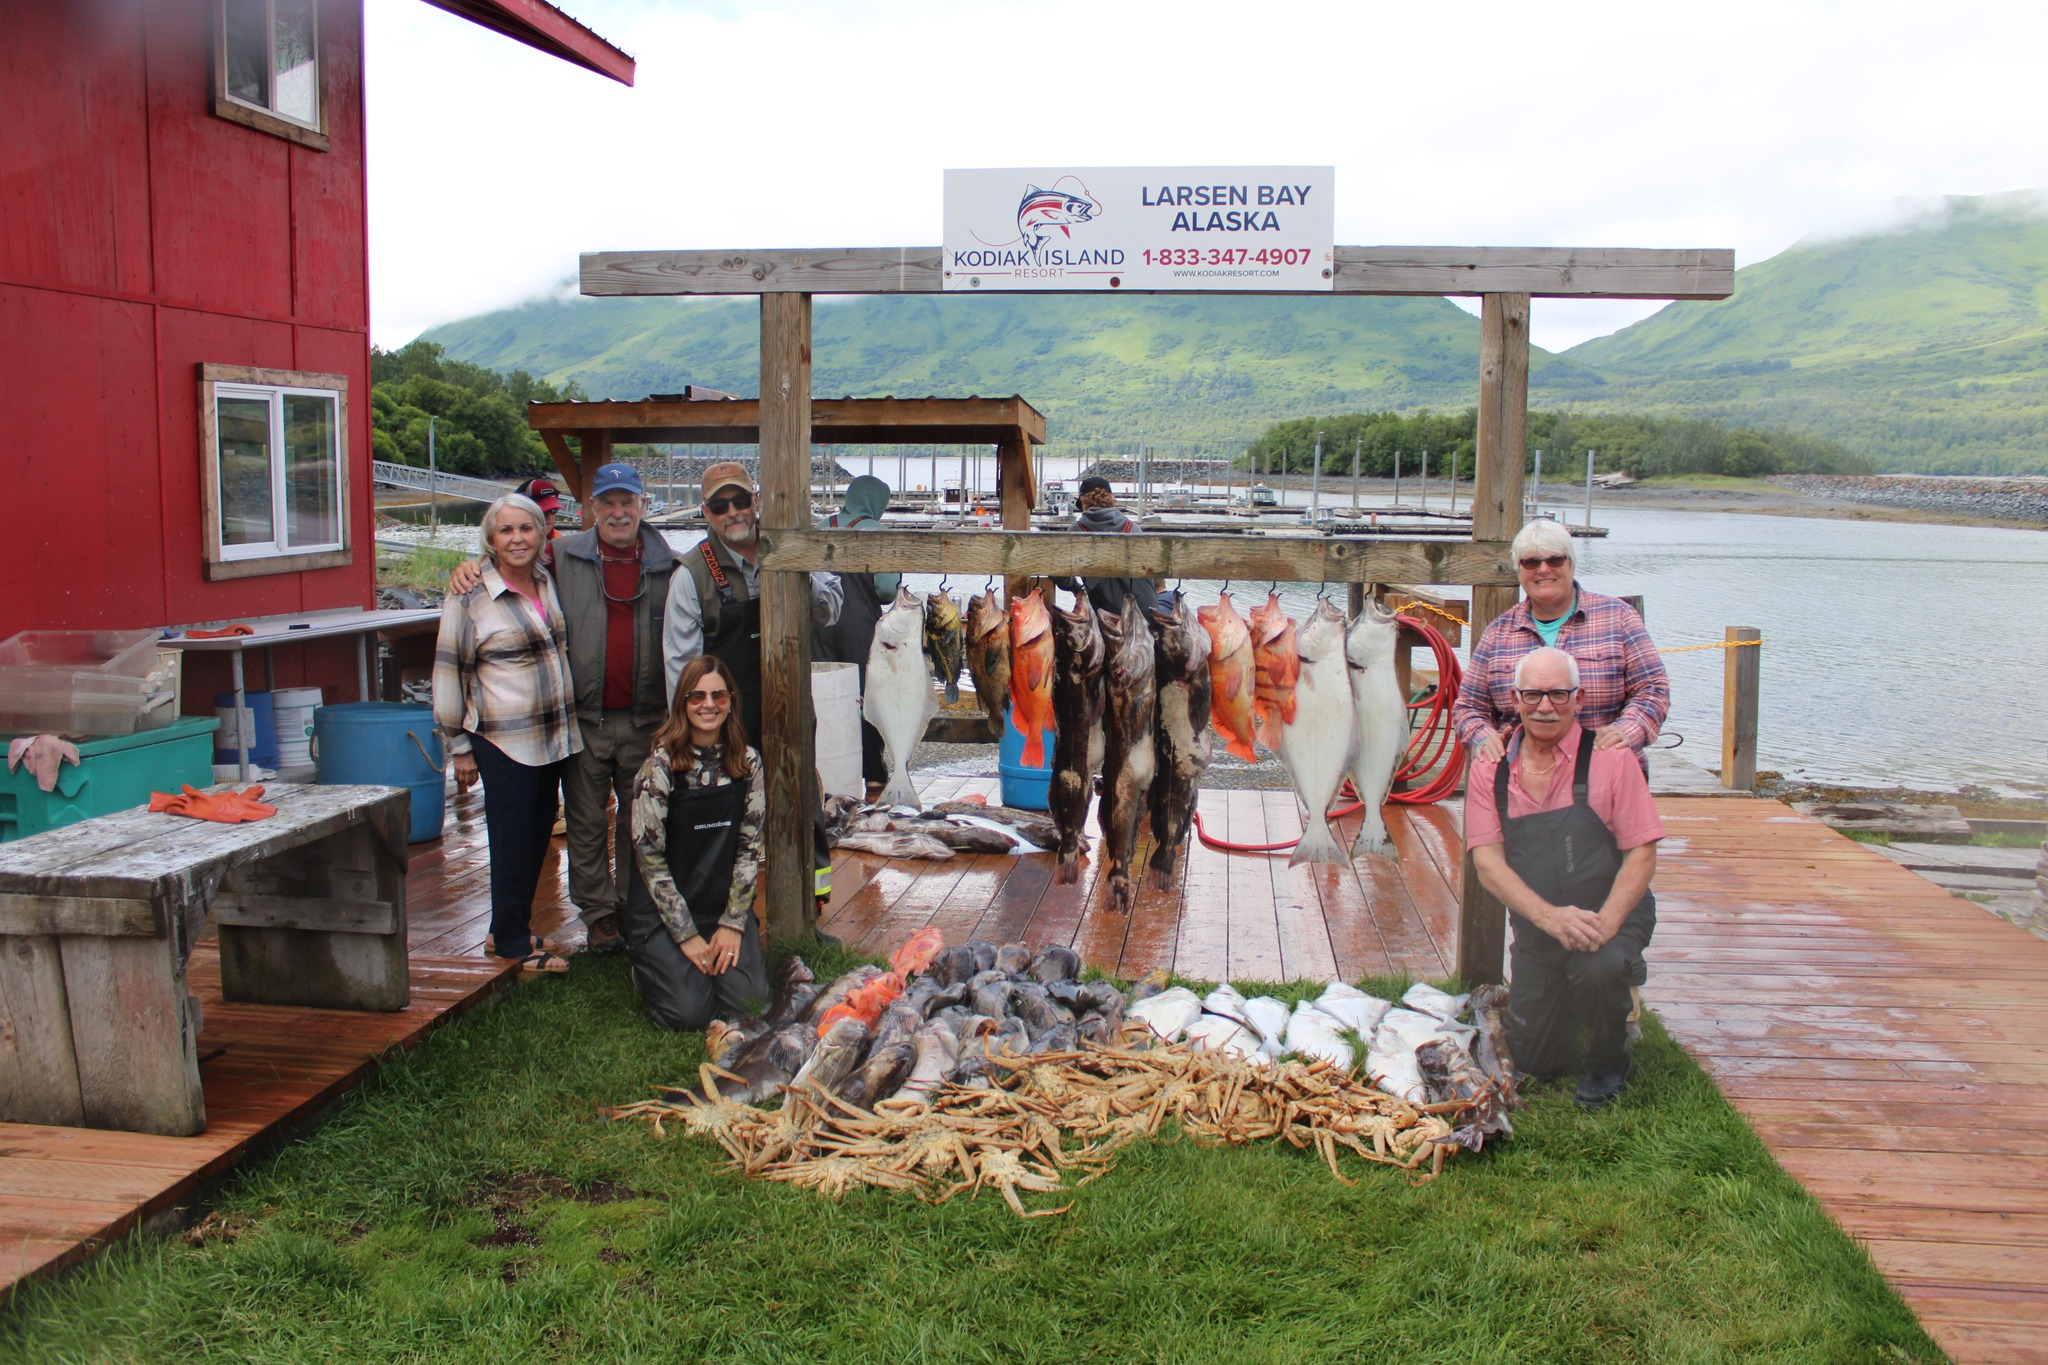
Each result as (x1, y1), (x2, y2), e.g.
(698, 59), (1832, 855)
(451, 460), (678, 958)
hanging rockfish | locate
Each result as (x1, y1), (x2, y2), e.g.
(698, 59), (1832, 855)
(1147, 592), (1213, 890)
(1197, 591), (1258, 763)
(1249, 591), (1301, 751)
(924, 590), (965, 705)
(1007, 588), (1056, 766)
(1346, 598), (1409, 859)
(1276, 599), (1358, 867)
(963, 589), (1012, 738)
(864, 586), (937, 807)
(1096, 597), (1157, 915)
(1048, 589), (1106, 885)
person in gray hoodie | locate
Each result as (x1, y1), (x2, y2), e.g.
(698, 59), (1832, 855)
(1053, 475), (1158, 619)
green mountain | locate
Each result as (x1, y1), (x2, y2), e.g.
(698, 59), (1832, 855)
(420, 292), (1592, 452)
(1553, 193), (2048, 472)
(421, 193), (2048, 471)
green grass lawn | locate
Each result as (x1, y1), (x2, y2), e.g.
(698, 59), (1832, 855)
(0, 951), (1941, 1363)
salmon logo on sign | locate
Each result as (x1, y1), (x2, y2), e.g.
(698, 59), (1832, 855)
(943, 166), (1335, 293)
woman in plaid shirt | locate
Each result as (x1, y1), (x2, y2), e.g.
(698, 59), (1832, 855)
(1453, 520), (1669, 765)
(433, 494), (583, 975)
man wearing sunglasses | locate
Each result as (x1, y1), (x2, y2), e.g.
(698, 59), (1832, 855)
(1465, 647), (1662, 1109)
(662, 462), (843, 746)
(450, 461), (678, 958)
(1452, 519), (1668, 767)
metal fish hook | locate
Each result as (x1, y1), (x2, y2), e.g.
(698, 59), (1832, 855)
(936, 574), (949, 594)
(984, 574), (996, 594)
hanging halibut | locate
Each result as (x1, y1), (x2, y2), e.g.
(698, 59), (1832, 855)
(1276, 599), (1358, 867)
(1147, 592), (1213, 890)
(864, 586), (937, 807)
(1346, 598), (1409, 859)
(1096, 597), (1157, 915)
(1197, 591), (1259, 763)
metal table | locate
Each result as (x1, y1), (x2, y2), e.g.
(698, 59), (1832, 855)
(161, 608), (442, 780)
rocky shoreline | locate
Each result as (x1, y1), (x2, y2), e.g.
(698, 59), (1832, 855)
(1768, 474), (2048, 526)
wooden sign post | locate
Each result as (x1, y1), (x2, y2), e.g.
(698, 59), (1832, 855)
(582, 242), (1732, 977)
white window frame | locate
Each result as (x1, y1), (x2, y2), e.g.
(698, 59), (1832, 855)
(199, 364), (352, 582)
(212, 0), (328, 152)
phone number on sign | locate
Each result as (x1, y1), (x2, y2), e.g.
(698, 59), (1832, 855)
(1140, 247), (1317, 267)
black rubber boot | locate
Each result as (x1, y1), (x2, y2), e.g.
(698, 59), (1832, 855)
(1574, 1053), (1634, 1109)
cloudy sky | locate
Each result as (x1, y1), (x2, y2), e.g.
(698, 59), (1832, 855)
(365, 0), (2048, 353)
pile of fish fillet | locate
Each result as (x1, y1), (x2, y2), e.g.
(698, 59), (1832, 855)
(603, 935), (1521, 1216)
(857, 583), (1414, 911)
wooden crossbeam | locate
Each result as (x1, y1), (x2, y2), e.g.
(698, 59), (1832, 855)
(581, 245), (1733, 300)
(759, 528), (1516, 587)
(526, 395), (1047, 445)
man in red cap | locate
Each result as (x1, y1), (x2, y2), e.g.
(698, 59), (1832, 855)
(515, 477), (565, 540)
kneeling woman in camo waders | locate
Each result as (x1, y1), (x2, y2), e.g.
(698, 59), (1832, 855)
(624, 656), (771, 1030)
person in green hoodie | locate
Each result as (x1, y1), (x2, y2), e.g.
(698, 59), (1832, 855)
(812, 474), (899, 797)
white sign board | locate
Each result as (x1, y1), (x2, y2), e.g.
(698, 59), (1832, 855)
(942, 166), (1334, 292)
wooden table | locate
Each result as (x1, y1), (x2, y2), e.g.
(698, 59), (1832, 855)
(0, 784), (412, 1136)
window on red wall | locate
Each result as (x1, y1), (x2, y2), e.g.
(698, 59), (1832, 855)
(213, 0), (328, 151)
(199, 364), (352, 581)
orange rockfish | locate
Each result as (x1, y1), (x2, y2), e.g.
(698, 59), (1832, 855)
(1249, 592), (1300, 747)
(1007, 588), (1057, 767)
(1197, 591), (1258, 764)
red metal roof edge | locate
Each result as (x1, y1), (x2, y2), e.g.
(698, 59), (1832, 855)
(421, 0), (635, 86)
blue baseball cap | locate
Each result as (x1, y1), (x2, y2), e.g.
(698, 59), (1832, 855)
(589, 462), (643, 497)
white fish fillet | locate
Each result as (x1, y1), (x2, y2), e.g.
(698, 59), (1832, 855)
(1277, 600), (1359, 867)
(1345, 599), (1409, 859)
(1315, 981), (1392, 1036)
(1283, 999), (1354, 1070)
(1183, 1013), (1264, 1059)
(864, 586), (937, 807)
(1125, 986), (1204, 1041)
(1401, 982), (1470, 1021)
(1242, 995), (1292, 1048)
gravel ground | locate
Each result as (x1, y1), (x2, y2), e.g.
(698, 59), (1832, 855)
(1770, 474), (2048, 525)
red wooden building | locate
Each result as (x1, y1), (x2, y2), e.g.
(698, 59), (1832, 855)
(0, 0), (630, 702)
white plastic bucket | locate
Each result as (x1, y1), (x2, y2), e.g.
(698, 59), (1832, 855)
(811, 662), (862, 799)
(272, 686), (323, 768)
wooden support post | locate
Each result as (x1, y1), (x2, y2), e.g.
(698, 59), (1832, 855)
(998, 435), (1035, 606)
(1721, 626), (1761, 791)
(1457, 292), (1530, 988)
(759, 293), (815, 944)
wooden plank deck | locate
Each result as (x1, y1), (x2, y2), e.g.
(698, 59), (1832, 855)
(1651, 796), (2048, 1364)
(820, 776), (1460, 983)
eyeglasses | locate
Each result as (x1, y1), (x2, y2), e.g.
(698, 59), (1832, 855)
(684, 689), (731, 705)
(705, 491), (754, 516)
(1518, 554), (1570, 571)
(1514, 687), (1579, 705)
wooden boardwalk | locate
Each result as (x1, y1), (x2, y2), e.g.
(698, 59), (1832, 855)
(820, 776), (1462, 984)
(1651, 796), (2048, 1364)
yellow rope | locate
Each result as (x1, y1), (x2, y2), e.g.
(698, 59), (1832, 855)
(1656, 638), (1763, 655)
(1388, 599), (1470, 629)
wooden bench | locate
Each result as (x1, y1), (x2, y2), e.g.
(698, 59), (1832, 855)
(0, 784), (412, 1136)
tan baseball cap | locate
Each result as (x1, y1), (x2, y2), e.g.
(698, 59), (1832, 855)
(701, 461), (756, 499)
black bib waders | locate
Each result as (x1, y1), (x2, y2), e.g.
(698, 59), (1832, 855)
(623, 773), (770, 1032)
(1499, 729), (1655, 1080)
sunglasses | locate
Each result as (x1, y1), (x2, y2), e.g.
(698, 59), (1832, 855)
(684, 689), (731, 705)
(1514, 687), (1579, 705)
(705, 491), (754, 516)
(1518, 554), (1570, 571)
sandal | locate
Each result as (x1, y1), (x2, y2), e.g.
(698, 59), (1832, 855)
(512, 949), (569, 977)
(485, 933), (566, 957)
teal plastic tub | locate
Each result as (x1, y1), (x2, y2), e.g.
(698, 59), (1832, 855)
(312, 702), (446, 843)
(996, 700), (1055, 811)
(0, 715), (219, 843)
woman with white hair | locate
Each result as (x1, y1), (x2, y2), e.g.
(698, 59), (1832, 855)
(432, 493), (583, 975)
(1452, 519), (1669, 765)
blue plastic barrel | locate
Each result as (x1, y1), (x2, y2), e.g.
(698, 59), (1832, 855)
(996, 699), (1055, 811)
(213, 690), (279, 769)
(312, 702), (446, 842)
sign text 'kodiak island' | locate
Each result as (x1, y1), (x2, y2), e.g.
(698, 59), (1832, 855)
(942, 167), (1335, 292)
